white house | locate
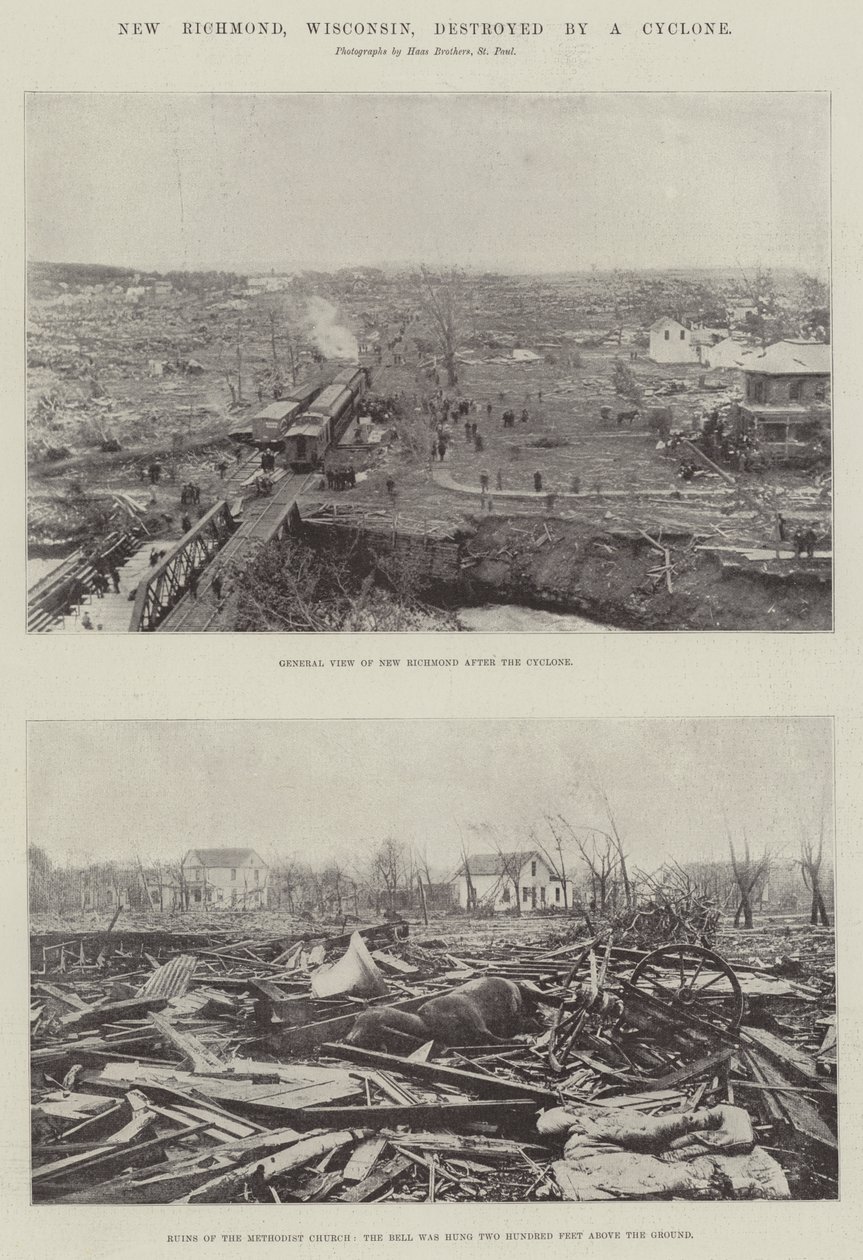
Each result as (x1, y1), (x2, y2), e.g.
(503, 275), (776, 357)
(451, 850), (573, 913)
(700, 336), (754, 371)
(648, 317), (699, 364)
(181, 847), (270, 909)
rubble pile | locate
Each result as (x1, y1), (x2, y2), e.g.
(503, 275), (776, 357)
(30, 917), (837, 1204)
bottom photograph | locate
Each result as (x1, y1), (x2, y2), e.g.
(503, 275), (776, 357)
(27, 718), (837, 1204)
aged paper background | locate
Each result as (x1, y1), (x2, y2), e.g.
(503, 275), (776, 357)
(2, 2), (862, 1258)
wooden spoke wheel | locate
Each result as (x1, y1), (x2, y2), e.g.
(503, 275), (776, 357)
(628, 944), (744, 1036)
(548, 946), (596, 1072)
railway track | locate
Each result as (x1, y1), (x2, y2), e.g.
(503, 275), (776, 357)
(159, 469), (315, 632)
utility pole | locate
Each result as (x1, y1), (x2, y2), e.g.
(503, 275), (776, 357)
(236, 321), (244, 403)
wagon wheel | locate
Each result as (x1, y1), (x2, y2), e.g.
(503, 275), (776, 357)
(629, 944), (744, 1036)
(548, 942), (601, 1073)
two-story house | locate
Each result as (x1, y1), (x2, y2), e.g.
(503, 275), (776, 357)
(181, 847), (270, 909)
(451, 850), (573, 914)
(734, 340), (831, 463)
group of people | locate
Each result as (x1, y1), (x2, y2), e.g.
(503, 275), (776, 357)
(260, 449), (278, 473)
(326, 465), (357, 491)
(88, 563), (121, 598)
(180, 481), (201, 506)
(501, 408), (530, 428)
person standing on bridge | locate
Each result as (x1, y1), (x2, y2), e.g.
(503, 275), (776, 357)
(181, 514), (192, 534)
(188, 569), (199, 600)
(212, 573), (223, 604)
(534, 470), (543, 492)
(217, 458), (229, 479)
(109, 566), (121, 594)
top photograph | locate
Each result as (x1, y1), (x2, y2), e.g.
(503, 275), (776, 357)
(25, 92), (831, 633)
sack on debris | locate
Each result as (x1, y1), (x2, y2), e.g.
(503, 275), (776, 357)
(310, 931), (388, 999)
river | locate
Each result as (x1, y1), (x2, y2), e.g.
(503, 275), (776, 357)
(457, 605), (619, 632)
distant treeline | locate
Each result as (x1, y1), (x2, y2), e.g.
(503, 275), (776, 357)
(28, 261), (247, 293)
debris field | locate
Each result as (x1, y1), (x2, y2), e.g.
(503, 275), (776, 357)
(30, 915), (837, 1204)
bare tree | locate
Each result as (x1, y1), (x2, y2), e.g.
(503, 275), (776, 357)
(727, 830), (771, 929)
(594, 782), (634, 910)
(534, 816), (571, 910)
(559, 819), (621, 913)
(415, 266), (464, 387)
(370, 837), (407, 913)
(798, 822), (830, 927)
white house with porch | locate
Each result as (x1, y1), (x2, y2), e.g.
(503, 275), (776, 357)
(451, 850), (573, 913)
(181, 847), (270, 909)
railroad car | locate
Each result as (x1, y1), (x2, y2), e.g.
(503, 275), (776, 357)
(283, 366), (370, 470)
(250, 379), (327, 447)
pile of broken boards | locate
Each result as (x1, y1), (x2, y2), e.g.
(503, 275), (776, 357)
(30, 920), (837, 1204)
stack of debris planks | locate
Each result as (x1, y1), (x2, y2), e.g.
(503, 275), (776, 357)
(30, 914), (837, 1204)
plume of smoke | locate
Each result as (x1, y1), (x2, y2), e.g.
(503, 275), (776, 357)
(306, 296), (358, 362)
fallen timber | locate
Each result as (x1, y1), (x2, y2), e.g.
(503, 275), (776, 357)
(30, 914), (838, 1204)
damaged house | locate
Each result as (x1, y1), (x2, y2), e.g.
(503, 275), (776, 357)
(734, 340), (831, 464)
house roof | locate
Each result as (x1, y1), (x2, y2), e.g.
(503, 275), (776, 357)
(184, 848), (264, 868)
(456, 850), (540, 878)
(742, 341), (831, 376)
(649, 316), (686, 332)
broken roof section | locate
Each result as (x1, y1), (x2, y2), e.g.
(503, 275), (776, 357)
(742, 341), (831, 375)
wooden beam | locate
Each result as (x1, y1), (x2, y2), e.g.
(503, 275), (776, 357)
(300, 1099), (541, 1130)
(321, 1042), (556, 1103)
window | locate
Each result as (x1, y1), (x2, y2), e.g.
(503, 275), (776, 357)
(531, 860), (537, 877)
(680, 329), (686, 340)
(555, 886), (561, 903)
(522, 887), (530, 903)
(501, 886), (510, 903)
(664, 330), (670, 341)
(254, 869), (260, 884)
(748, 379), (766, 404)
(814, 383), (827, 402)
(191, 867), (201, 882)
(762, 422), (787, 443)
(231, 868), (237, 881)
(789, 380), (803, 402)
(540, 886), (547, 905)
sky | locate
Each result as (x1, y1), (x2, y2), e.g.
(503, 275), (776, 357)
(25, 93), (830, 275)
(27, 719), (833, 875)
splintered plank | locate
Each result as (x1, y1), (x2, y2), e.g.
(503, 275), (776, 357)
(371, 951), (420, 976)
(300, 1099), (540, 1130)
(88, 1059), (363, 1114)
(149, 1011), (226, 1073)
(342, 1137), (387, 1183)
(52, 1126), (307, 1205)
(742, 1027), (836, 1095)
(58, 996), (168, 1031)
(321, 1043), (556, 1103)
(184, 1129), (360, 1204)
(337, 1155), (412, 1203)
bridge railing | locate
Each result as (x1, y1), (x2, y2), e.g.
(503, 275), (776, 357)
(129, 502), (236, 631)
